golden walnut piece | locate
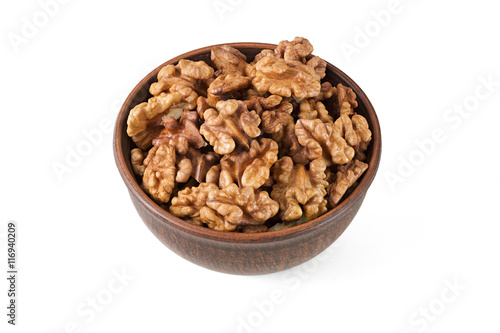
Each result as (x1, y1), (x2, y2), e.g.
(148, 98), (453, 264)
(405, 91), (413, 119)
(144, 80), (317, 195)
(200, 99), (261, 154)
(141, 144), (177, 204)
(202, 184), (279, 231)
(219, 138), (279, 189)
(250, 56), (324, 98)
(169, 182), (219, 226)
(328, 159), (368, 207)
(127, 85), (198, 149)
(149, 59), (214, 96)
(271, 157), (329, 222)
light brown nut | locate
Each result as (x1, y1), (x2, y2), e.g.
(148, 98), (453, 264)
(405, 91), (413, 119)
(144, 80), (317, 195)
(206, 164), (220, 184)
(142, 144), (177, 203)
(219, 138), (279, 189)
(243, 94), (283, 116)
(182, 148), (220, 183)
(150, 59), (214, 97)
(274, 37), (314, 62)
(152, 111), (205, 155)
(271, 114), (309, 164)
(196, 96), (210, 120)
(175, 158), (193, 183)
(295, 118), (355, 166)
(333, 83), (358, 117)
(271, 157), (328, 221)
(170, 182), (219, 226)
(313, 82), (335, 102)
(200, 99), (261, 154)
(298, 99), (333, 124)
(243, 95), (293, 134)
(251, 56), (322, 98)
(351, 114), (372, 161)
(202, 184), (279, 231)
(130, 148), (146, 177)
(328, 159), (368, 207)
(127, 86), (198, 149)
(211, 45), (249, 76)
(207, 73), (251, 107)
(306, 56), (327, 80)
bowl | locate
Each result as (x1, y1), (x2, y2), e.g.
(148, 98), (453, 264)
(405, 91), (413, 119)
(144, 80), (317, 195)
(113, 42), (381, 275)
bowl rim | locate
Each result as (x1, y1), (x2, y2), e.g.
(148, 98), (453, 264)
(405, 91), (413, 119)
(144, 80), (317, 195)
(113, 42), (382, 244)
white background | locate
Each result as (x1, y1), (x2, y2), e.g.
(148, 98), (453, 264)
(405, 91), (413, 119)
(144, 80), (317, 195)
(1, 0), (499, 332)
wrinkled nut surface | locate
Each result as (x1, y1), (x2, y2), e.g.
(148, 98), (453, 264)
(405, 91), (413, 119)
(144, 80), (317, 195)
(127, 85), (198, 149)
(333, 83), (358, 117)
(207, 73), (251, 107)
(126, 37), (372, 232)
(131, 148), (146, 177)
(170, 182), (219, 226)
(219, 138), (279, 189)
(271, 157), (328, 221)
(328, 159), (368, 207)
(152, 111), (205, 155)
(299, 99), (333, 124)
(295, 118), (355, 166)
(204, 184), (279, 231)
(251, 56), (322, 98)
(150, 59), (214, 96)
(211, 45), (248, 76)
(142, 144), (177, 203)
(200, 99), (261, 154)
(275, 36), (314, 62)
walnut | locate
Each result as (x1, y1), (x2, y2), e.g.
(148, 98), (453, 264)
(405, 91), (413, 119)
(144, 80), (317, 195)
(178, 148), (220, 183)
(200, 100), (261, 154)
(298, 99), (333, 124)
(328, 159), (368, 207)
(127, 85), (198, 149)
(219, 138), (279, 189)
(202, 184), (279, 231)
(271, 157), (328, 221)
(206, 164), (220, 184)
(152, 111), (205, 155)
(313, 82), (335, 102)
(332, 113), (372, 161)
(275, 37), (314, 62)
(295, 118), (355, 166)
(207, 73), (251, 107)
(244, 95), (293, 134)
(250, 56), (322, 98)
(271, 114), (310, 164)
(196, 96), (210, 120)
(130, 148), (146, 177)
(141, 144), (177, 203)
(150, 59), (214, 97)
(352, 114), (372, 161)
(333, 83), (358, 117)
(211, 45), (249, 76)
(170, 182), (219, 226)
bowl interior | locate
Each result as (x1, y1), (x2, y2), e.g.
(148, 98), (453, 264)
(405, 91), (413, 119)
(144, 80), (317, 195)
(114, 43), (381, 243)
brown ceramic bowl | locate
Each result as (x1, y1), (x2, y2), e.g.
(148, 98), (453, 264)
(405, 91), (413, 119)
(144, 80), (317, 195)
(113, 42), (381, 275)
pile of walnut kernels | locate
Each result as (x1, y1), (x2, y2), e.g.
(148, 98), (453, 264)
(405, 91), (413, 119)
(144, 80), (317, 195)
(126, 37), (372, 233)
